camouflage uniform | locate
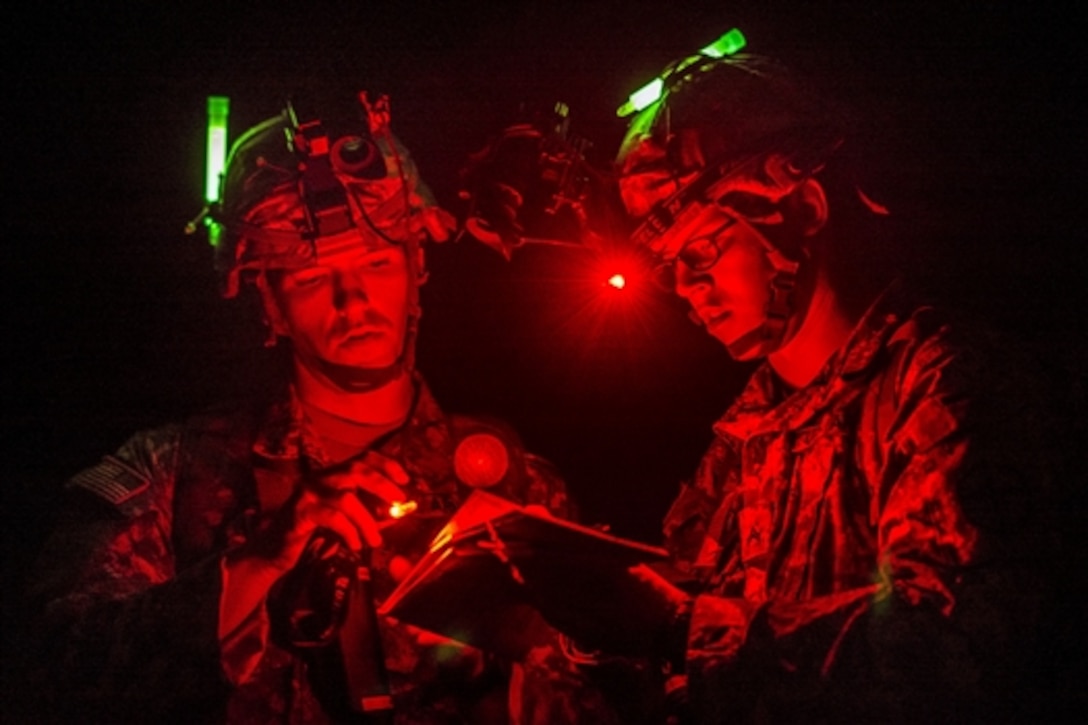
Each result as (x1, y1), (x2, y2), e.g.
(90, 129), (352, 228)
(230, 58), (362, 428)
(662, 283), (1058, 722)
(19, 377), (610, 723)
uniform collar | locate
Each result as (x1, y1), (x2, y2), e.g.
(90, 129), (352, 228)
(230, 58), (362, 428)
(252, 372), (442, 470)
(714, 280), (911, 441)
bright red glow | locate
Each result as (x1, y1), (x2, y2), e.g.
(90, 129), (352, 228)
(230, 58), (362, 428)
(528, 247), (666, 372)
(453, 433), (510, 487)
(594, 252), (647, 295)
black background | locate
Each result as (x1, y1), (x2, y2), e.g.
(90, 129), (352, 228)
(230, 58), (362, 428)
(3, 0), (1084, 636)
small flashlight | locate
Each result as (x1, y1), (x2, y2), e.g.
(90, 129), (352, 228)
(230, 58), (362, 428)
(388, 500), (418, 519)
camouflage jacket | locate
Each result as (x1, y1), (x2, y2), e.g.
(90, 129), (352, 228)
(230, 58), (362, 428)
(662, 283), (1058, 722)
(18, 378), (610, 724)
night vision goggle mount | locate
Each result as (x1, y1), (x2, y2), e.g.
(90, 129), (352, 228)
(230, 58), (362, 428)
(286, 97), (388, 240)
(457, 101), (612, 259)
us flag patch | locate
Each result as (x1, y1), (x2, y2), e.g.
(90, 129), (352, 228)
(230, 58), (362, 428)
(70, 455), (151, 505)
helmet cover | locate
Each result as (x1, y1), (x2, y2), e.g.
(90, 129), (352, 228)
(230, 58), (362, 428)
(617, 53), (847, 262)
(215, 93), (454, 297)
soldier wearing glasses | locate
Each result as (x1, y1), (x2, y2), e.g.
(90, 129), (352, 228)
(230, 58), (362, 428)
(530, 43), (1063, 723)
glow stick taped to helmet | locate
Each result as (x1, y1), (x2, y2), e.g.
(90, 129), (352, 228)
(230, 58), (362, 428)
(617, 28), (746, 117)
(202, 96), (230, 247)
(205, 96), (230, 204)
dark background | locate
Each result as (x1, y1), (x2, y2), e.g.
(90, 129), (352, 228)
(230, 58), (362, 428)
(2, 0), (1084, 640)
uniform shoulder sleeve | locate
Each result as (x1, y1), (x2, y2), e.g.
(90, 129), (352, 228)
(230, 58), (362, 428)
(67, 424), (184, 517)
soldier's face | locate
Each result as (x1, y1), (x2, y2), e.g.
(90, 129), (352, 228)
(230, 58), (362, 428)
(666, 209), (777, 359)
(269, 234), (411, 370)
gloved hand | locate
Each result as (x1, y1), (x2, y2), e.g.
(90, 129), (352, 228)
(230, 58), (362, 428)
(219, 450), (410, 659)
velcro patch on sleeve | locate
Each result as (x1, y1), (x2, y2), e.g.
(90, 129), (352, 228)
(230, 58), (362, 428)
(69, 455), (151, 505)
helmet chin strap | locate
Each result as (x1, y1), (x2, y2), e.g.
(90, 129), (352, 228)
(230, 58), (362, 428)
(312, 356), (407, 393)
(724, 324), (777, 360)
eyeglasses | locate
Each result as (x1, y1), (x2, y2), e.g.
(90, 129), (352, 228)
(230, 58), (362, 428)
(653, 217), (738, 290)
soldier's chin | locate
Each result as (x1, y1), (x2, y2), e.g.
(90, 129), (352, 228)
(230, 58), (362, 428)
(331, 336), (400, 368)
(331, 350), (400, 370)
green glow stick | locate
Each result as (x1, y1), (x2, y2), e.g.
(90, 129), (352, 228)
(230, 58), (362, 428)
(617, 28), (747, 117)
(616, 78), (663, 118)
(205, 96), (230, 204)
(700, 27), (746, 58)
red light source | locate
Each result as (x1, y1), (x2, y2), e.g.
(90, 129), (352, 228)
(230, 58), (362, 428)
(607, 274), (627, 289)
(453, 433), (511, 488)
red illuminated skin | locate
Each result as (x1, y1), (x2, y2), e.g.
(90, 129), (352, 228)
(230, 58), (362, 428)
(671, 179), (850, 388)
(265, 234), (415, 407)
(268, 240), (411, 371)
(672, 209), (779, 358)
(264, 234), (428, 464)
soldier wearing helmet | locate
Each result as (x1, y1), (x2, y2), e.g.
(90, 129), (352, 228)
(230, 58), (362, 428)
(615, 49), (891, 365)
(527, 35), (1060, 723)
(16, 93), (616, 723)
